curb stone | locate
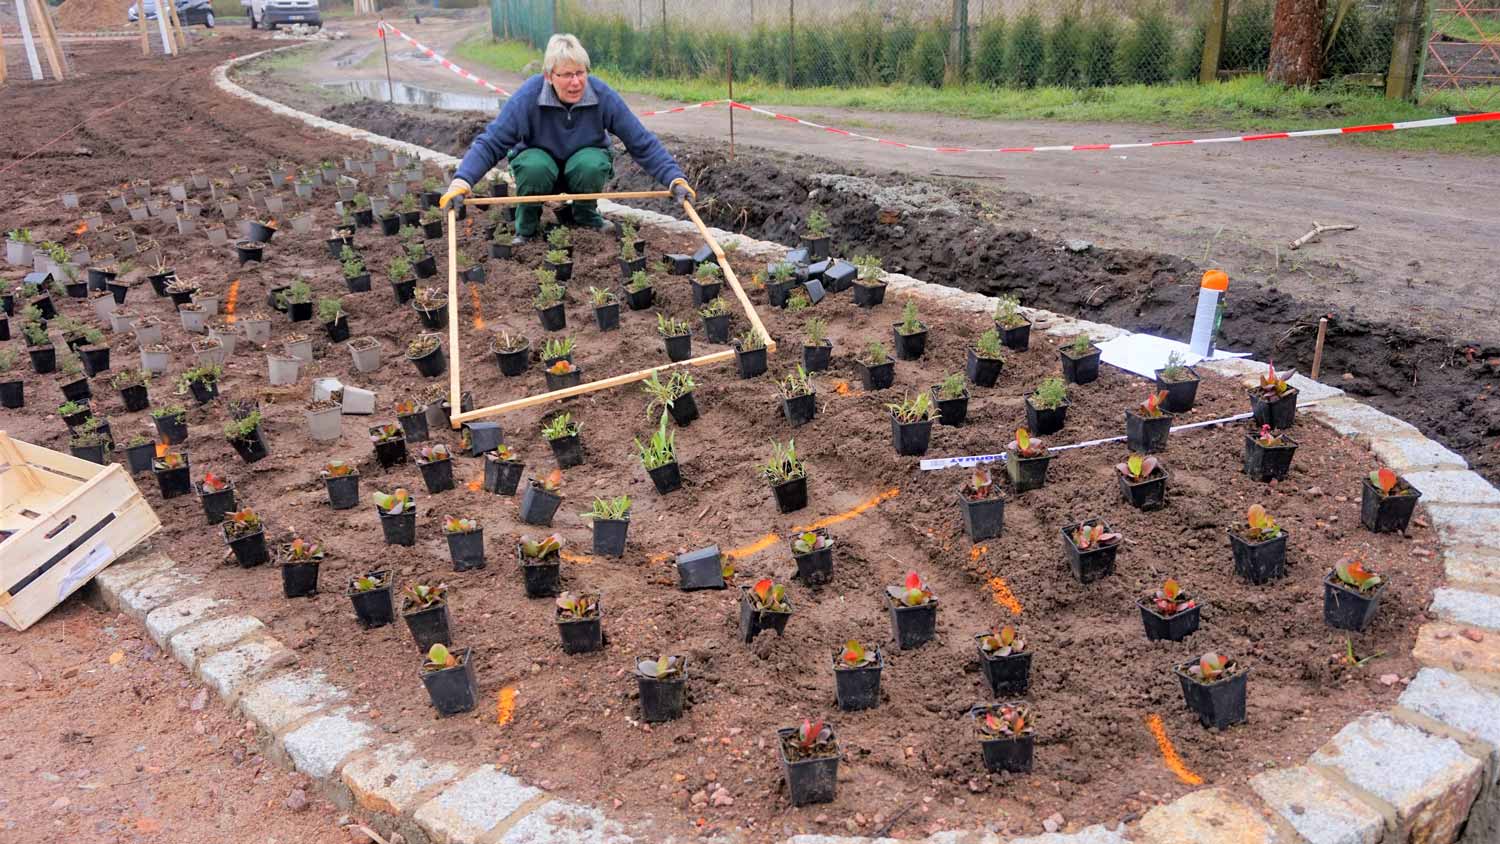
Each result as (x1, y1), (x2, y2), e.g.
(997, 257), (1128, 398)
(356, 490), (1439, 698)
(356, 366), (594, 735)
(76, 49), (1484, 844)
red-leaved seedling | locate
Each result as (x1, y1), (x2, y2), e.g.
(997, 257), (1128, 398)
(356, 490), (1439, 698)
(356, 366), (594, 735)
(1257, 359), (1292, 396)
(519, 533), (563, 559)
(795, 718), (833, 753)
(750, 578), (790, 611)
(1255, 424), (1284, 447)
(423, 642), (458, 671)
(1138, 389), (1169, 418)
(1116, 453), (1160, 481)
(967, 466), (996, 499)
(1335, 557), (1384, 592)
(839, 639), (875, 668)
(539, 468), (563, 493)
(372, 488), (413, 515)
(443, 516), (478, 534)
(887, 571), (934, 606)
(1370, 467), (1400, 495)
(1191, 652), (1231, 683)
(1010, 428), (1046, 458)
(1071, 522), (1120, 550)
(201, 471), (230, 491)
(555, 591), (598, 620)
(1244, 503), (1282, 541)
(979, 625), (1025, 656)
(978, 704), (1029, 737)
(1152, 579), (1195, 615)
(637, 655), (684, 679)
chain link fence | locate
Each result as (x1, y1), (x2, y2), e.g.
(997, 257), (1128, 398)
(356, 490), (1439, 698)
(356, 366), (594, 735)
(493, 0), (1402, 90)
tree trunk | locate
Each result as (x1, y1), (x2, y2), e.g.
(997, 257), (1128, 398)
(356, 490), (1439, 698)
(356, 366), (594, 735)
(1267, 0), (1326, 85)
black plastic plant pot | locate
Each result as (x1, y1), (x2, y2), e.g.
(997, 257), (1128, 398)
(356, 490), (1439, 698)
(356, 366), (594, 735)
(412, 256), (437, 279)
(1360, 478), (1422, 534)
(63, 406), (94, 431)
(409, 345), (447, 378)
(1155, 368), (1200, 413)
(792, 541), (833, 585)
(545, 260), (573, 282)
(324, 315), (350, 343)
(447, 529), (486, 571)
(543, 368), (581, 392)
(1229, 529), (1289, 584)
(70, 443), (107, 464)
(414, 305), (447, 330)
(489, 241), (513, 260)
(495, 344), (531, 376)
(398, 410), (430, 443)
(771, 475), (808, 514)
(1244, 434), (1298, 482)
(87, 267), (116, 290)
(766, 280), (795, 310)
(966, 349), (1003, 388)
(68, 280), (93, 300)
(345, 272), (372, 294)
(624, 286), (654, 310)
(856, 359), (895, 391)
(400, 210), (422, 227)
(521, 557), (562, 598)
(147, 273), (172, 297)
(371, 432), (408, 468)
(778, 727), (839, 806)
(1025, 398), (1068, 437)
(1249, 388), (1299, 430)
(80, 346), (111, 377)
(803, 343), (832, 373)
(889, 600), (938, 650)
(60, 377), (91, 404)
(701, 313), (729, 344)
(1119, 471), (1168, 511)
(379, 509), (417, 547)
(154, 462), (192, 499)
(975, 727), (1034, 774)
(234, 242), (264, 265)
(594, 302), (620, 332)
(325, 234), (355, 259)
(1125, 411), (1173, 454)
(834, 652), (882, 711)
(224, 528), (270, 568)
(667, 392), (699, 427)
(853, 282), (886, 308)
(379, 214), (401, 236)
(153, 412), (188, 445)
(119, 384), (149, 413)
(619, 256), (647, 281)
(106, 281), (130, 305)
(403, 602), (452, 652)
(229, 429), (268, 464)
(1324, 574), (1387, 632)
(281, 561), (320, 599)
(519, 481), (563, 525)
(691, 279), (722, 306)
(421, 648), (477, 716)
(29, 346), (57, 375)
(739, 588), (792, 643)
(637, 664), (687, 722)
(420, 220), (443, 239)
(782, 392), (816, 427)
(483, 457), (524, 496)
(663, 333), (692, 363)
(933, 391), (968, 427)
(246, 221), (276, 244)
(418, 458), (455, 494)
(1175, 661), (1248, 730)
(536, 303), (567, 332)
(1060, 348), (1102, 384)
(735, 346), (768, 379)
(648, 461), (682, 495)
(349, 575), (396, 628)
(353, 209), (375, 228)
(0, 377), (21, 409)
(960, 493), (1005, 541)
(1001, 321), (1032, 351)
(188, 378), (219, 405)
(543, 432), (582, 468)
(198, 482), (237, 525)
(1062, 522), (1119, 584)
(286, 301), (313, 323)
(676, 546), (725, 591)
(324, 473), (359, 510)
(890, 416), (933, 457)
(977, 643), (1032, 697)
(592, 518), (630, 557)
(391, 278), (416, 304)
(124, 442), (154, 475)
(802, 234), (831, 261)
(174, 287), (202, 309)
(1139, 600), (1201, 642)
(558, 614), (603, 655)
(892, 327), (927, 361)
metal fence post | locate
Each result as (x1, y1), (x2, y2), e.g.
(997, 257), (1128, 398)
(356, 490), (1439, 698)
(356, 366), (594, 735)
(1199, 0), (1229, 83)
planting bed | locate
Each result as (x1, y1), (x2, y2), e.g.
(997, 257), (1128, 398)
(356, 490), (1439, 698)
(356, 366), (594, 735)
(0, 39), (1444, 841)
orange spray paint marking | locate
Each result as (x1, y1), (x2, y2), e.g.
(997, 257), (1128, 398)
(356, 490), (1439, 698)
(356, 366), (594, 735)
(560, 551), (593, 565)
(154, 440), (169, 458)
(74, 221), (88, 236)
(726, 533), (781, 560)
(466, 476), (482, 492)
(833, 381), (851, 396)
(469, 285), (485, 330)
(223, 279), (240, 323)
(795, 488), (900, 533)
(648, 552), (674, 567)
(1146, 714), (1203, 785)
(985, 576), (1023, 616)
(496, 686), (517, 726)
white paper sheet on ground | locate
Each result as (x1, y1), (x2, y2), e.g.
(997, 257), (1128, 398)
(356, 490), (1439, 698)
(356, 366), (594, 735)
(1097, 333), (1249, 380)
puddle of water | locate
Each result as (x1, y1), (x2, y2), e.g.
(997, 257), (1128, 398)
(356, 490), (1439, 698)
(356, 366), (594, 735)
(323, 79), (501, 113)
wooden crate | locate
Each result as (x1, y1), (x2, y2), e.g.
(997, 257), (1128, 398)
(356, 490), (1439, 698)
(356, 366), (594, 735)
(0, 431), (161, 632)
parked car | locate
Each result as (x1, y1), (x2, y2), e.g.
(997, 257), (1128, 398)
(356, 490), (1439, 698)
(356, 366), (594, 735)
(243, 0), (322, 30)
(127, 0), (216, 27)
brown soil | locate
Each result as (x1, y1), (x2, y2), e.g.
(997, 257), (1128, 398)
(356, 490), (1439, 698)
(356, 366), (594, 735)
(56, 0), (134, 32)
(1, 38), (1442, 841)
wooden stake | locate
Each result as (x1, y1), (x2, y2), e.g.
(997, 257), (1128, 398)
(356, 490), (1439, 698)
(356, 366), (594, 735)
(1310, 317), (1328, 380)
(0, 21), (8, 86)
(446, 206), (461, 427)
(680, 198), (774, 352)
(165, 0), (188, 51)
(13, 0), (43, 80)
(138, 0), (150, 55)
(29, 0), (66, 81)
(463, 189), (671, 207)
(34, 0), (68, 79)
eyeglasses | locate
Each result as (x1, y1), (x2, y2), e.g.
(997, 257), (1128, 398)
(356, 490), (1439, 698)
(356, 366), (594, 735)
(551, 70), (587, 82)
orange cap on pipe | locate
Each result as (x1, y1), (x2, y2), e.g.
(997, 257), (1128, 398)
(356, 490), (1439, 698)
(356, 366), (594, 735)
(1201, 269), (1229, 291)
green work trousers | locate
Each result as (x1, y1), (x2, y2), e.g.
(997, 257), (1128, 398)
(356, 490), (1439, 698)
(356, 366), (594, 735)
(510, 146), (613, 236)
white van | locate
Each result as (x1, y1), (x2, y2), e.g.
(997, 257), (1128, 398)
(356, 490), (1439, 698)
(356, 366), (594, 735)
(243, 0), (322, 30)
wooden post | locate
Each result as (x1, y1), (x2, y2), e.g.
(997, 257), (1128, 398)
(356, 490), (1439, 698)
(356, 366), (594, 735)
(165, 0), (188, 52)
(13, 0), (44, 80)
(154, 0), (175, 55)
(138, 0), (150, 55)
(679, 199), (774, 351)
(446, 206), (461, 427)
(1310, 317), (1328, 380)
(1199, 0), (1229, 83)
(28, 0), (66, 81)
(1385, 0), (1424, 100)
(946, 0), (967, 85)
(34, 0), (69, 79)
(0, 21), (8, 86)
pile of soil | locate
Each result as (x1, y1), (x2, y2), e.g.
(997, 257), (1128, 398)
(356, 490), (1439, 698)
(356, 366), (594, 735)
(56, 0), (134, 32)
(0, 42), (1442, 841)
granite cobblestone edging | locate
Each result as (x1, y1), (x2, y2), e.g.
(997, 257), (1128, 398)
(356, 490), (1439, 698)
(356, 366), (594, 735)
(84, 49), (1500, 844)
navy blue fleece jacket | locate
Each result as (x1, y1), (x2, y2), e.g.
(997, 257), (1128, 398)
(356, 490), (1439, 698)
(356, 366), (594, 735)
(454, 74), (686, 188)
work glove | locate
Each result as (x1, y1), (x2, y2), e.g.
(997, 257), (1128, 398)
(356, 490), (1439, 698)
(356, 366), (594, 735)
(669, 178), (696, 203)
(438, 179), (471, 210)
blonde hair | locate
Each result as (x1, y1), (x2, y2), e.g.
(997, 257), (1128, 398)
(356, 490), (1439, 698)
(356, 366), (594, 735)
(543, 33), (591, 75)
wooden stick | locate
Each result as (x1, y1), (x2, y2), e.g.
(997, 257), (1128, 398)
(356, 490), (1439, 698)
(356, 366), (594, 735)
(680, 198), (775, 353)
(463, 190), (670, 207)
(35, 0), (68, 78)
(446, 206), (461, 428)
(165, 0), (187, 51)
(1310, 316), (1328, 380)
(29, 0), (66, 80)
(137, 0), (149, 56)
(1289, 221), (1357, 251)
(450, 350), (739, 424)
(0, 21), (8, 86)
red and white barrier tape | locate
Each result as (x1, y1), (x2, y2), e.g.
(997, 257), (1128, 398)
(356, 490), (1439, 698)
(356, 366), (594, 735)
(374, 21), (1499, 153)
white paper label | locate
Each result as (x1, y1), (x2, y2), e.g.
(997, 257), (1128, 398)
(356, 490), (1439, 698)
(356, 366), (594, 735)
(57, 544), (114, 600)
